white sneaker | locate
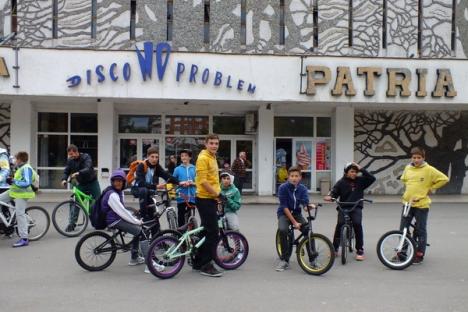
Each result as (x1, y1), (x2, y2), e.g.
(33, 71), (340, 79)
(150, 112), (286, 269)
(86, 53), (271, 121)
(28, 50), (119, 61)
(144, 261), (165, 273)
(275, 260), (289, 272)
(128, 256), (145, 266)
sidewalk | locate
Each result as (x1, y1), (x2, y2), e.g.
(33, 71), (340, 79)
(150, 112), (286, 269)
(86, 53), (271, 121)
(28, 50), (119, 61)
(30, 192), (468, 204)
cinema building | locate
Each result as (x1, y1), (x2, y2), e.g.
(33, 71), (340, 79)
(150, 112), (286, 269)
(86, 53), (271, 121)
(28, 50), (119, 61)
(0, 1), (467, 195)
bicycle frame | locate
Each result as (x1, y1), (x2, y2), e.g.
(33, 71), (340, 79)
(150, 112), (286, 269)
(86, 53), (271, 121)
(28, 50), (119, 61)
(71, 186), (93, 215)
(0, 200), (16, 227)
(164, 226), (206, 260)
(395, 202), (412, 252)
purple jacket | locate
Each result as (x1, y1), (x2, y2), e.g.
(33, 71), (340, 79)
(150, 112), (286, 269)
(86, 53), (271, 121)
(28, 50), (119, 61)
(101, 187), (123, 225)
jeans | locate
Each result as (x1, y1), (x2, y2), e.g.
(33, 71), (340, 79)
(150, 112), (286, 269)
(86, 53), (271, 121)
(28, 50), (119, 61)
(177, 202), (194, 228)
(333, 208), (364, 252)
(400, 207), (429, 255)
(69, 180), (101, 225)
(277, 214), (307, 262)
(0, 192), (28, 239)
(194, 197), (219, 267)
(225, 212), (239, 231)
(131, 186), (155, 222)
(112, 219), (142, 260)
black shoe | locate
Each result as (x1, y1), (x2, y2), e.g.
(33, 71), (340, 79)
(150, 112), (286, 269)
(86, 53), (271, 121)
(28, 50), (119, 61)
(65, 224), (76, 232)
(200, 262), (223, 277)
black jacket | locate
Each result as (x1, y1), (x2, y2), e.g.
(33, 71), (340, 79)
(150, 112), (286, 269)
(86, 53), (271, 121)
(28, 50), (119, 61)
(62, 153), (97, 184)
(329, 169), (376, 209)
(135, 160), (178, 189)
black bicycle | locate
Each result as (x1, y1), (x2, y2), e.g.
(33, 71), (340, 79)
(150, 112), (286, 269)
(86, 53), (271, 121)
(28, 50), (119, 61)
(275, 204), (335, 275)
(332, 198), (373, 265)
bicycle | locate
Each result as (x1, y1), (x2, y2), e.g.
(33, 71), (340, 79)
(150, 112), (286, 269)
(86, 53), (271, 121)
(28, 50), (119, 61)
(153, 184), (178, 231)
(331, 198), (373, 265)
(52, 182), (93, 237)
(74, 204), (179, 271)
(176, 189), (198, 229)
(0, 198), (50, 241)
(274, 204), (335, 275)
(376, 201), (424, 270)
(145, 200), (249, 279)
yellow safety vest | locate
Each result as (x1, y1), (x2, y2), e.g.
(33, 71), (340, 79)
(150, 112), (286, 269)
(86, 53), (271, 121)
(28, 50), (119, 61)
(9, 164), (37, 199)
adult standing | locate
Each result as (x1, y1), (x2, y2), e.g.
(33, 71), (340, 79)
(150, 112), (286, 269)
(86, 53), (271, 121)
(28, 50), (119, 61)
(61, 144), (101, 232)
(231, 151), (251, 195)
(194, 134), (223, 277)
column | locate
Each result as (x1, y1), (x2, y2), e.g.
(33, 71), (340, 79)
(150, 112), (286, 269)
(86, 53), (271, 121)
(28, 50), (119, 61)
(97, 101), (115, 189)
(257, 103), (274, 195)
(332, 106), (354, 183)
(10, 99), (33, 156)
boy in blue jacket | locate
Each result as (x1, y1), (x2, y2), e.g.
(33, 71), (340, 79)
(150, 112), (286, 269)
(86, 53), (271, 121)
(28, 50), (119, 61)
(172, 150), (196, 227)
(276, 166), (313, 272)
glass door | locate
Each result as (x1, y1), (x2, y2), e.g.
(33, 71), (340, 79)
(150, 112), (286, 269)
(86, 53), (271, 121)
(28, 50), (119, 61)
(293, 139), (314, 191)
(274, 138), (292, 193)
(118, 136), (160, 170)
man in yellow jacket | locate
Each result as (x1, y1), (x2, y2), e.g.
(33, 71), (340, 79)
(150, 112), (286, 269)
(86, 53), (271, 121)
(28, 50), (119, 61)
(400, 147), (449, 264)
(194, 134), (223, 277)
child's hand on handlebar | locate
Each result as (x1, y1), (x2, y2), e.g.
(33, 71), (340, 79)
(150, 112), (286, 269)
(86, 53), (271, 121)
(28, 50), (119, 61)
(323, 195), (333, 202)
(293, 222), (302, 230)
(304, 204), (316, 211)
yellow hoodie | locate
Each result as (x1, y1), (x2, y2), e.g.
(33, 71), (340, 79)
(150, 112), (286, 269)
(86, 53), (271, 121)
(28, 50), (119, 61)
(195, 149), (220, 199)
(400, 162), (449, 208)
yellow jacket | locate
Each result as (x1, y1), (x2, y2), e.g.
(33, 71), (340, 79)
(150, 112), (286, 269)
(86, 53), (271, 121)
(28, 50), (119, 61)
(195, 149), (220, 199)
(400, 162), (449, 208)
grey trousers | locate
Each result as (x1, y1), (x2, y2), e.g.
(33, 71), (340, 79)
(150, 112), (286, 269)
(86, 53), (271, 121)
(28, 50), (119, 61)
(0, 191), (28, 239)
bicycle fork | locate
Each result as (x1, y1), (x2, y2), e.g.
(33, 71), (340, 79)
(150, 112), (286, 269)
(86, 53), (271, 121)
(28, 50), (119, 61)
(395, 227), (409, 252)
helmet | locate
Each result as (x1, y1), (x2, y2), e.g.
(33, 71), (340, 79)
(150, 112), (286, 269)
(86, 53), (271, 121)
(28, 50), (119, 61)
(110, 169), (127, 189)
(344, 162), (359, 173)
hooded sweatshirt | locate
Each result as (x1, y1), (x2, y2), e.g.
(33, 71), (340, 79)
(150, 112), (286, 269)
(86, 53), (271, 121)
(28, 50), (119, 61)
(220, 172), (241, 213)
(400, 162), (449, 208)
(173, 163), (196, 203)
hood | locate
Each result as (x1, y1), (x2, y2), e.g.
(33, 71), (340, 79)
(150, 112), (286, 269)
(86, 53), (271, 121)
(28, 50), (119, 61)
(409, 161), (427, 168)
(110, 169), (127, 189)
(220, 171), (235, 185)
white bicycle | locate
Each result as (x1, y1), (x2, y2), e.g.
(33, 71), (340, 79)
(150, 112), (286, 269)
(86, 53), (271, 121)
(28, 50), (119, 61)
(0, 199), (50, 241)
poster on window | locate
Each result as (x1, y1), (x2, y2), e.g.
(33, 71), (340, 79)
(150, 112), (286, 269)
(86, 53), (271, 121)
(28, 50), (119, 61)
(316, 141), (330, 170)
(295, 141), (312, 170)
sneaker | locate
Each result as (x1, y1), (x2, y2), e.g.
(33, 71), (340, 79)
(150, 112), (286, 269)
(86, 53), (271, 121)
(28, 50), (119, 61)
(413, 252), (424, 264)
(355, 250), (365, 261)
(12, 238), (29, 248)
(275, 260), (289, 272)
(200, 262), (223, 277)
(65, 223), (76, 232)
(128, 256), (145, 266)
(334, 250), (340, 257)
(144, 260), (165, 273)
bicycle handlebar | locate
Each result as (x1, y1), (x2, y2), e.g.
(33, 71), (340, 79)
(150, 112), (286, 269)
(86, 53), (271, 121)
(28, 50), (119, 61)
(330, 198), (373, 212)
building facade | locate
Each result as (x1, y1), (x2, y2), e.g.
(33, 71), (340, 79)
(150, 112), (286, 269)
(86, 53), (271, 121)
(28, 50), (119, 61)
(0, 0), (467, 195)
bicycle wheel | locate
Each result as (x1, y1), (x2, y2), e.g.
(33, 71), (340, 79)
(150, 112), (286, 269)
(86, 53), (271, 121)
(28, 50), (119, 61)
(296, 233), (335, 275)
(146, 235), (185, 279)
(275, 229), (294, 259)
(349, 227), (355, 253)
(75, 231), (117, 271)
(340, 225), (349, 265)
(18, 206), (50, 241)
(214, 231), (249, 270)
(376, 230), (417, 270)
(166, 208), (178, 231)
(52, 200), (88, 237)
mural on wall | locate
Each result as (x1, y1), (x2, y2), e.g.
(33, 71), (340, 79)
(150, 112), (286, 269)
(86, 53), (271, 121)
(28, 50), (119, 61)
(456, 0), (468, 58)
(355, 111), (468, 195)
(0, 103), (10, 150)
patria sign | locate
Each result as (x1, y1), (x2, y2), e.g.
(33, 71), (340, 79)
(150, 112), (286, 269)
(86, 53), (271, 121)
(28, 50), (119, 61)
(66, 41), (256, 94)
(306, 66), (457, 98)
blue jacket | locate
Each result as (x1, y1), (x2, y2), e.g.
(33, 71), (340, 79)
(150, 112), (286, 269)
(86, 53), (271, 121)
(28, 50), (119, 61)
(173, 163), (196, 203)
(0, 150), (10, 189)
(277, 182), (309, 217)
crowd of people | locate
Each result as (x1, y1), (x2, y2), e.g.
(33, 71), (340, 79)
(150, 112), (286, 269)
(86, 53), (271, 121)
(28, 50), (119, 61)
(0, 136), (449, 277)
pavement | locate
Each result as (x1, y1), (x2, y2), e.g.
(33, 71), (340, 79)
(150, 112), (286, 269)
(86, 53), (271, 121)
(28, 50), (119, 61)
(1, 202), (467, 312)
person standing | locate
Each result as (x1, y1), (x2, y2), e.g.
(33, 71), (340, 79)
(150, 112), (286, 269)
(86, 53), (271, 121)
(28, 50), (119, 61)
(61, 144), (101, 232)
(194, 134), (223, 277)
(231, 151), (251, 195)
(173, 149), (196, 227)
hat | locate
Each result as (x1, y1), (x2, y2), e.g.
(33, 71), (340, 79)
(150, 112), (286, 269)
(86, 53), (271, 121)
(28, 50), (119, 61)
(344, 162), (359, 173)
(110, 169), (127, 188)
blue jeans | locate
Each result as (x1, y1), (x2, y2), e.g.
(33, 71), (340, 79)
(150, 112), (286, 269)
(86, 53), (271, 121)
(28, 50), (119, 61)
(400, 207), (429, 255)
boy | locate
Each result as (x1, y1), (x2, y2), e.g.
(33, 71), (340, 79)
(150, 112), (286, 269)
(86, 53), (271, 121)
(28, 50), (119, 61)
(276, 166), (313, 272)
(173, 149), (196, 227)
(219, 171), (241, 231)
(324, 162), (376, 261)
(400, 147), (448, 264)
(0, 151), (37, 247)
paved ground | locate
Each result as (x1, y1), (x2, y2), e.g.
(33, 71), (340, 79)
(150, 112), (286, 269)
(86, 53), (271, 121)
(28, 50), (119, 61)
(1, 202), (467, 312)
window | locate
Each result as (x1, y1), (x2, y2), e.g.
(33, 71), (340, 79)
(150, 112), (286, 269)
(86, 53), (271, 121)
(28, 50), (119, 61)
(204, 0), (210, 44)
(382, 0), (387, 49)
(274, 117), (314, 137)
(165, 116), (209, 135)
(91, 0), (97, 39)
(279, 0), (285, 45)
(417, 0), (422, 57)
(213, 116), (245, 134)
(130, 0), (136, 40)
(240, 0), (246, 45)
(167, 0), (174, 41)
(348, 0), (353, 47)
(11, 0), (17, 33)
(451, 0), (456, 52)
(316, 117), (331, 137)
(165, 137), (205, 165)
(37, 113), (98, 189)
(52, 0), (58, 38)
(118, 115), (161, 134)
(313, 0), (318, 48)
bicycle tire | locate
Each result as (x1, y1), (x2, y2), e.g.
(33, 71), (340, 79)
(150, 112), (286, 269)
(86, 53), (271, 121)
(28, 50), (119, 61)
(52, 200), (88, 237)
(214, 231), (249, 270)
(75, 231), (117, 271)
(296, 233), (335, 275)
(17, 206), (50, 241)
(166, 209), (178, 231)
(376, 230), (417, 270)
(349, 227), (355, 253)
(146, 235), (185, 279)
(275, 229), (294, 259)
(341, 225), (349, 265)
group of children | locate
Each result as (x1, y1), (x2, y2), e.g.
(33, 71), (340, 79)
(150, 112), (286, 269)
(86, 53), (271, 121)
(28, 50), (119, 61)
(276, 147), (449, 271)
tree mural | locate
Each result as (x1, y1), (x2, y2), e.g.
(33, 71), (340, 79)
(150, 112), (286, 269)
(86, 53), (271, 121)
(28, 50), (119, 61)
(0, 103), (10, 149)
(355, 111), (468, 194)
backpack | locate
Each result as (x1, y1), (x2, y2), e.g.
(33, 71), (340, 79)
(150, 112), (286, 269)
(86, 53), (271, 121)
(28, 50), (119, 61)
(31, 168), (40, 192)
(126, 160), (148, 186)
(90, 186), (113, 230)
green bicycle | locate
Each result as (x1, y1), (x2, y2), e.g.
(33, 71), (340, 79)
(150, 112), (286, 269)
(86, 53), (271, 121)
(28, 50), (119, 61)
(52, 183), (93, 237)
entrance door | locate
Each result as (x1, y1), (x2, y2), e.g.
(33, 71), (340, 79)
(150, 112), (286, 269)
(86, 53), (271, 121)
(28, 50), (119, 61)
(118, 136), (160, 170)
